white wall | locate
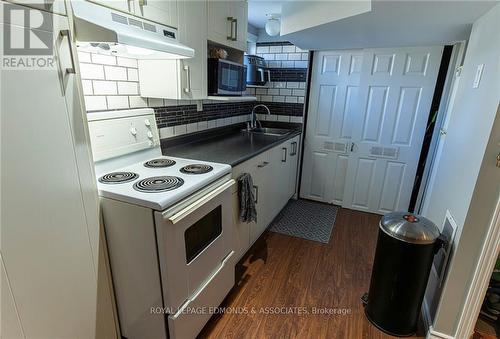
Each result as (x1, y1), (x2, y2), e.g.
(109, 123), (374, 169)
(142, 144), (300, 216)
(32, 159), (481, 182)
(422, 3), (500, 335)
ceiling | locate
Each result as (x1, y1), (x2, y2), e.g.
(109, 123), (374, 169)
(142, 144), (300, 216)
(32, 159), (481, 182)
(248, 1), (498, 50)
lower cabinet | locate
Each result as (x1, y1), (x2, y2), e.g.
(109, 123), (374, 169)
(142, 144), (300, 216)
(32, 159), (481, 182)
(232, 135), (301, 261)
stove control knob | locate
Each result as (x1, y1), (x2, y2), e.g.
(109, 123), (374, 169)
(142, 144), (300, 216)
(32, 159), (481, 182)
(147, 131), (153, 139)
(130, 127), (137, 136)
(144, 119), (151, 127)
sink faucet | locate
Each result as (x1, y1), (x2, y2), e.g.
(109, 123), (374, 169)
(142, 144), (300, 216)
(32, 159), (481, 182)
(250, 104), (271, 129)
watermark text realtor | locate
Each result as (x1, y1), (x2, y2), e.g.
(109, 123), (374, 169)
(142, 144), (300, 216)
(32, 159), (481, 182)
(2, 3), (56, 69)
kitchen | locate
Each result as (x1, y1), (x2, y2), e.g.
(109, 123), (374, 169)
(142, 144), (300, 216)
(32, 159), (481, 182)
(1, 1), (499, 339)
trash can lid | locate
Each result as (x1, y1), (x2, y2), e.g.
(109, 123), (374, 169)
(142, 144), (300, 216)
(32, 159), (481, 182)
(380, 212), (440, 244)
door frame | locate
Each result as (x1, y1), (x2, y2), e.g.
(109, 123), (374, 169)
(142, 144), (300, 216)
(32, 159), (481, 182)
(415, 41), (467, 214)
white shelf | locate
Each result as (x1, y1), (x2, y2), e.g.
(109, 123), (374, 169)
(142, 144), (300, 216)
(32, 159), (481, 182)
(207, 96), (257, 102)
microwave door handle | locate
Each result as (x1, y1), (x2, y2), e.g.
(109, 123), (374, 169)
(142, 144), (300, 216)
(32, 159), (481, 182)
(258, 68), (264, 81)
(164, 179), (235, 224)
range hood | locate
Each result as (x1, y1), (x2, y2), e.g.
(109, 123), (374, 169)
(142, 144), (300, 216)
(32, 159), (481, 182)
(71, 1), (194, 59)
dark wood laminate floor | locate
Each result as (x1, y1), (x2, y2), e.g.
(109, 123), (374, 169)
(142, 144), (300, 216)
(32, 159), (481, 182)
(199, 208), (425, 339)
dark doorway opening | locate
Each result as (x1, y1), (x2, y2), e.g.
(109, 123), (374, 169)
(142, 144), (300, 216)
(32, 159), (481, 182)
(409, 45), (454, 212)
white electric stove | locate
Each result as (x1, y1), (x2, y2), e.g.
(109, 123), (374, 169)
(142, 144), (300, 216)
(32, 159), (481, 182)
(88, 108), (235, 339)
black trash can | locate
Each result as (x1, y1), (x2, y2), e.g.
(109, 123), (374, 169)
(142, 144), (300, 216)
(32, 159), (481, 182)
(364, 212), (441, 337)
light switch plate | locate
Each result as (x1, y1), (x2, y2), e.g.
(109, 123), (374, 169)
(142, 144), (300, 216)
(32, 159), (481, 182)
(473, 64), (484, 88)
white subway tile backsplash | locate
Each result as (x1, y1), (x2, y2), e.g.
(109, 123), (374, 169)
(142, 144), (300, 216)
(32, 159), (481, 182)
(80, 63), (105, 79)
(93, 80), (118, 95)
(262, 53), (275, 60)
(277, 115), (290, 122)
(269, 45), (282, 53)
(84, 96), (107, 111)
(301, 53), (309, 60)
(127, 68), (139, 81)
(91, 53), (116, 65)
(106, 96), (129, 109)
(129, 96), (148, 108)
(174, 124), (187, 136)
(78, 51), (91, 63)
(147, 98), (165, 107)
(299, 82), (306, 89)
(298, 96), (305, 104)
(256, 88), (268, 95)
(273, 96), (285, 102)
(295, 47), (308, 53)
(274, 82), (286, 88)
(261, 95), (272, 102)
(207, 119), (217, 129)
(286, 82), (300, 89)
(268, 61), (281, 68)
(159, 126), (174, 139)
(186, 122), (198, 133)
(104, 66), (127, 80)
(267, 88), (279, 95)
(288, 53), (302, 61)
(117, 81), (139, 95)
(275, 53), (288, 61)
(197, 120), (208, 130)
(294, 61), (308, 68)
(256, 46), (269, 54)
(117, 57), (138, 68)
(282, 45), (296, 53)
(267, 114), (278, 121)
(281, 61), (294, 68)
(279, 89), (292, 96)
(290, 116), (304, 123)
(216, 118), (225, 127)
(285, 96), (298, 103)
(81, 80), (93, 95)
(292, 89), (305, 96)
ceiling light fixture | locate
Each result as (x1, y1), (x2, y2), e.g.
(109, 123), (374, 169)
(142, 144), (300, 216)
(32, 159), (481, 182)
(265, 14), (281, 37)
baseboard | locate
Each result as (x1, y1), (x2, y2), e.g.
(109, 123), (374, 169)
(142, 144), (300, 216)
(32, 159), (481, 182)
(427, 326), (455, 339)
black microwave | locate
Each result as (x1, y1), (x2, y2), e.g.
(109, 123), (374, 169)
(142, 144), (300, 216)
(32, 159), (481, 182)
(208, 58), (247, 96)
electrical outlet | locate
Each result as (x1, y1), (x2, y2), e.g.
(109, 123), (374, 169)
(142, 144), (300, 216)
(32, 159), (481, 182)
(433, 210), (457, 287)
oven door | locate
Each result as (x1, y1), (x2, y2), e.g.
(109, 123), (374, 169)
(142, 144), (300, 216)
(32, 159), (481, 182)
(218, 61), (246, 94)
(154, 179), (235, 311)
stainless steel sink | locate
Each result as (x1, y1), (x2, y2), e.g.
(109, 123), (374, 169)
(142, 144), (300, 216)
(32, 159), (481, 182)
(245, 127), (293, 136)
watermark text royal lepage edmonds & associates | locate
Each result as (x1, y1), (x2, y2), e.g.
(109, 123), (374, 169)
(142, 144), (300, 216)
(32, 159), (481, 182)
(151, 306), (352, 316)
(2, 3), (56, 70)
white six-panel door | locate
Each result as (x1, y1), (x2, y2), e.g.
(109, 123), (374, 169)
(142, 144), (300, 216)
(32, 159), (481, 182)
(301, 46), (443, 214)
(300, 50), (363, 204)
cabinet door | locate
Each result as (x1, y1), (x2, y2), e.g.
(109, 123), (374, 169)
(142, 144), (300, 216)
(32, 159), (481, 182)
(88, 0), (132, 13)
(178, 0), (207, 99)
(136, 0), (177, 27)
(8, 0), (67, 15)
(1, 12), (98, 338)
(288, 136), (301, 198)
(207, 0), (232, 46)
(230, 0), (247, 51)
(249, 151), (271, 244)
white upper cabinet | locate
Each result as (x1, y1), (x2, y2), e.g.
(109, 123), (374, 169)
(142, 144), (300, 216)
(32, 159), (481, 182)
(88, 0), (178, 28)
(177, 0), (207, 99)
(138, 0), (207, 99)
(207, 0), (247, 51)
(136, 0), (178, 28)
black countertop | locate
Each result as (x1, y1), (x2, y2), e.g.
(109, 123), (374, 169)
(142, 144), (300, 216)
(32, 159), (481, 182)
(161, 122), (302, 167)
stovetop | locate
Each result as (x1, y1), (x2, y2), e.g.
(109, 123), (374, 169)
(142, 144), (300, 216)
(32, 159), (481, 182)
(96, 156), (231, 211)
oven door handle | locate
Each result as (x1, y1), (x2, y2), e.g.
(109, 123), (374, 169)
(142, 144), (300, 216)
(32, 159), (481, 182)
(165, 179), (235, 224)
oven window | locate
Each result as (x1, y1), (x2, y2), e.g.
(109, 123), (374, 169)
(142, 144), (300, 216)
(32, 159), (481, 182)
(184, 206), (222, 264)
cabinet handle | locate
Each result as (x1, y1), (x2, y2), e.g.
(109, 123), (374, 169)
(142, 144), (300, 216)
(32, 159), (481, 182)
(253, 185), (258, 204)
(56, 29), (76, 95)
(232, 18), (238, 41)
(257, 161), (269, 168)
(290, 142), (297, 156)
(183, 65), (191, 93)
(227, 17), (234, 40)
(350, 142), (356, 152)
(282, 147), (287, 162)
(266, 69), (271, 82)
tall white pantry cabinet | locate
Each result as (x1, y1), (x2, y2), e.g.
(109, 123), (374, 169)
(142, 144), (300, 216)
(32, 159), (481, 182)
(0, 1), (111, 338)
